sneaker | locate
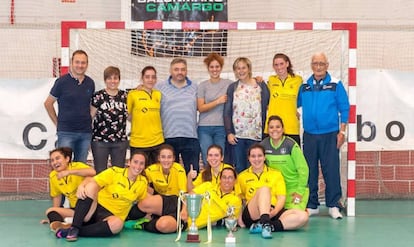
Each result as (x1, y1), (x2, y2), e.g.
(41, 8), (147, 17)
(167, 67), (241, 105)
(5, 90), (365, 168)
(249, 223), (263, 234)
(328, 207), (343, 219)
(306, 207), (320, 216)
(66, 227), (79, 242)
(124, 218), (150, 230)
(50, 221), (71, 232)
(261, 224), (272, 239)
(55, 227), (70, 239)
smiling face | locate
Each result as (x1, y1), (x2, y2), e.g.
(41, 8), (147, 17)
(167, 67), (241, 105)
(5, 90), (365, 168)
(71, 53), (88, 78)
(105, 74), (120, 91)
(311, 53), (329, 81)
(234, 60), (251, 81)
(268, 118), (284, 142)
(220, 168), (237, 193)
(248, 146), (266, 172)
(49, 151), (70, 172)
(158, 148), (175, 172)
(206, 146), (223, 169)
(207, 60), (222, 81)
(128, 153), (146, 178)
(273, 57), (289, 78)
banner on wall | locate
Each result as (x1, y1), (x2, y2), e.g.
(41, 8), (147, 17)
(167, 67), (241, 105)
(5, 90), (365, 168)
(357, 70), (413, 151)
(0, 69), (413, 159)
(130, 0), (228, 57)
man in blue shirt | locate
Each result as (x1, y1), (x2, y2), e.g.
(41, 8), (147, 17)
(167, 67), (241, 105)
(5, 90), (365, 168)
(297, 52), (350, 219)
(44, 50), (95, 163)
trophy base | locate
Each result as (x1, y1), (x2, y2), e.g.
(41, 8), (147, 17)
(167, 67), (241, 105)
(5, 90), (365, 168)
(186, 234), (200, 243)
(225, 236), (236, 243)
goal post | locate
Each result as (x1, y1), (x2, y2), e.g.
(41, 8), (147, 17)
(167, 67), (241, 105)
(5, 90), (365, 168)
(61, 20), (357, 216)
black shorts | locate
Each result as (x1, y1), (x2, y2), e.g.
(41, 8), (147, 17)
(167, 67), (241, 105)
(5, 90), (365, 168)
(161, 195), (180, 217)
(242, 205), (287, 227)
(84, 203), (114, 225)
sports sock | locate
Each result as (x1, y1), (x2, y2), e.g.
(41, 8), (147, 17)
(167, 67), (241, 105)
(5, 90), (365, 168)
(270, 219), (284, 232)
(126, 205), (147, 220)
(72, 197), (93, 229)
(142, 218), (161, 233)
(47, 211), (64, 223)
(259, 213), (271, 225)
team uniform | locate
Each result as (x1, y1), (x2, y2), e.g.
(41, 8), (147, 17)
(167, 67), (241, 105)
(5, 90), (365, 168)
(238, 166), (286, 205)
(261, 136), (309, 210)
(94, 166), (148, 221)
(49, 162), (91, 208)
(190, 182), (242, 229)
(127, 88), (164, 149)
(145, 162), (187, 196)
(265, 74), (302, 137)
(238, 166), (286, 227)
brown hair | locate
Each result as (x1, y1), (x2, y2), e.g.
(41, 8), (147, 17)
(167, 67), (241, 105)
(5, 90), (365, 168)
(202, 144), (224, 182)
(141, 65), (157, 78)
(49, 147), (73, 162)
(104, 66), (120, 81)
(71, 49), (88, 62)
(273, 53), (295, 77)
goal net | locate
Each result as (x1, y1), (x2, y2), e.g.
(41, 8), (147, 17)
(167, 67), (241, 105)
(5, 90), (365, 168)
(61, 21), (357, 215)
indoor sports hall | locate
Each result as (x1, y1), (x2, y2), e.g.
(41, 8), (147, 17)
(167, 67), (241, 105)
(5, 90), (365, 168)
(1, 1), (414, 246)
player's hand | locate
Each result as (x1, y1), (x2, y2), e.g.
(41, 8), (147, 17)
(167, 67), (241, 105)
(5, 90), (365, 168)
(291, 192), (302, 204)
(187, 164), (197, 180)
(215, 95), (227, 105)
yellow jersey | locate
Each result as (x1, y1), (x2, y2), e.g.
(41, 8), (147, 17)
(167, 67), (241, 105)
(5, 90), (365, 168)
(49, 162), (91, 208)
(145, 162), (187, 196)
(94, 166), (148, 220)
(127, 88), (164, 148)
(237, 166), (286, 206)
(265, 74), (302, 135)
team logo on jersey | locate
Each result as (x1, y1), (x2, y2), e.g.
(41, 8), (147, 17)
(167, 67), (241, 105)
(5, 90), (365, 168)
(280, 148), (287, 154)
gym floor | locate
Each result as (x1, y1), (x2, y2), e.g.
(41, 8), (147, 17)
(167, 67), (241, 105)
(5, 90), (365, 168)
(1, 200), (413, 247)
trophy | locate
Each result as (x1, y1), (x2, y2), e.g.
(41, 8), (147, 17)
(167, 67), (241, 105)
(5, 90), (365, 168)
(224, 206), (237, 243)
(185, 194), (203, 243)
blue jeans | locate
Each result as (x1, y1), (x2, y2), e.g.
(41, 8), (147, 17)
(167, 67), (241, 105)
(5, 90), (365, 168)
(231, 138), (259, 173)
(197, 126), (226, 166)
(57, 131), (91, 163)
(165, 137), (201, 174)
(91, 140), (128, 173)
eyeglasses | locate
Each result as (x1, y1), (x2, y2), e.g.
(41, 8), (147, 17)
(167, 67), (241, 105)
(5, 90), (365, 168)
(311, 62), (328, 67)
(221, 176), (235, 180)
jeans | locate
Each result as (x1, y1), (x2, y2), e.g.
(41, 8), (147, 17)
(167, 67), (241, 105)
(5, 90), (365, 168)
(91, 140), (128, 173)
(197, 126), (226, 166)
(165, 137), (201, 174)
(57, 131), (92, 163)
(231, 138), (259, 173)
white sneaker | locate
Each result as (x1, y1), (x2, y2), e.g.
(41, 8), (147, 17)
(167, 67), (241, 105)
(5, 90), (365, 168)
(306, 207), (319, 216)
(329, 207), (343, 219)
